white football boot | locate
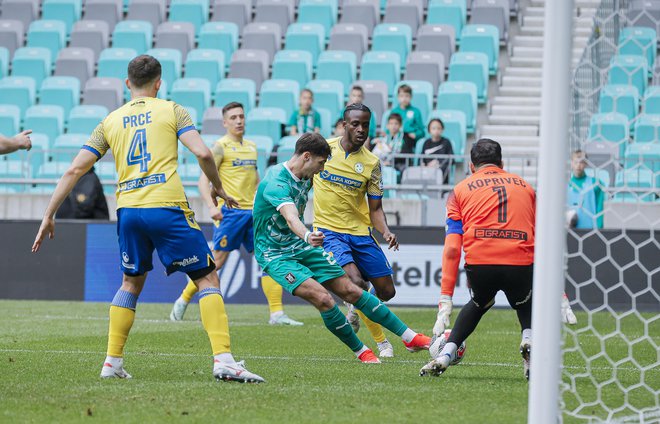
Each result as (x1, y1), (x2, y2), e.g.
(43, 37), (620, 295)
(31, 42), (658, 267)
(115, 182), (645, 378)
(213, 360), (265, 383)
(419, 353), (451, 377)
(520, 339), (531, 381)
(268, 314), (304, 326)
(100, 358), (132, 379)
(169, 297), (188, 321)
(345, 302), (360, 333)
(377, 339), (394, 358)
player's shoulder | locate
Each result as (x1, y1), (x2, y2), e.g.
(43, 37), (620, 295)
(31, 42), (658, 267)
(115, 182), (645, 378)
(326, 137), (341, 149)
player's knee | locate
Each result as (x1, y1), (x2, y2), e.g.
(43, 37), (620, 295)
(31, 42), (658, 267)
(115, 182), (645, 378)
(377, 286), (395, 301)
(341, 283), (363, 304)
(349, 274), (369, 291)
(315, 292), (335, 310)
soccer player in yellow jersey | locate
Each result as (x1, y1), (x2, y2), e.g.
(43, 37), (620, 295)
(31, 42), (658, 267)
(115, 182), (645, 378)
(170, 102), (303, 326)
(31, 55), (264, 383)
(313, 103), (406, 358)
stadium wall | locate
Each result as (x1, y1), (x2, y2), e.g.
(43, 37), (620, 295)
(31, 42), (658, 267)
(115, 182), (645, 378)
(0, 221), (656, 311)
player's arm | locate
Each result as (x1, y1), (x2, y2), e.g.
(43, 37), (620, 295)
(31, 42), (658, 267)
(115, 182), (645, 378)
(278, 204), (324, 247)
(0, 130), (32, 154)
(197, 142), (224, 220)
(366, 162), (398, 250)
(32, 148), (98, 252)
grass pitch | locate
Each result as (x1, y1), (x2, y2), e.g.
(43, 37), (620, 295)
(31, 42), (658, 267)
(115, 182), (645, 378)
(0, 300), (657, 423)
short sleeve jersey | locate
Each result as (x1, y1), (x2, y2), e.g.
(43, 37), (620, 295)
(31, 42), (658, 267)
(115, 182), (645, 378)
(83, 97), (195, 209)
(446, 166), (536, 265)
(312, 137), (384, 235)
(253, 162), (313, 262)
(212, 135), (258, 209)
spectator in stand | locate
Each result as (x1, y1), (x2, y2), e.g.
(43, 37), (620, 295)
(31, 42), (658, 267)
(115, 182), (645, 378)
(344, 85), (377, 139)
(566, 150), (604, 229)
(332, 118), (345, 137)
(371, 113), (415, 177)
(288, 89), (321, 136)
(421, 118), (454, 184)
(56, 166), (109, 219)
(389, 85), (425, 142)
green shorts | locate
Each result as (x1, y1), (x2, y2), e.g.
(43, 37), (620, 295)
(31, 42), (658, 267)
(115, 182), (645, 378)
(262, 246), (346, 294)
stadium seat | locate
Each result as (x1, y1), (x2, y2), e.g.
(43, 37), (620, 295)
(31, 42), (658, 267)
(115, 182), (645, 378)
(360, 51), (401, 98)
(211, 0), (251, 33)
(155, 22), (195, 58)
(633, 113), (660, 143)
(306, 79), (344, 120)
(247, 107), (287, 145)
(259, 79), (300, 119)
(0, 48), (8, 79)
(460, 24), (499, 75)
(0, 76), (37, 116)
(67, 105), (108, 133)
(297, 0), (338, 39)
(26, 21), (65, 63)
(381, 165), (398, 198)
(83, 77), (124, 111)
(127, 0), (167, 29)
(170, 78), (212, 125)
(98, 48), (138, 80)
(254, 0), (295, 35)
(625, 142), (660, 185)
(642, 85), (660, 114)
(396, 80), (433, 123)
(317, 107), (332, 137)
(112, 21), (153, 54)
(588, 112), (630, 158)
(168, 0), (209, 34)
(470, 0), (509, 44)
(185, 49), (225, 89)
(316, 51), (357, 96)
(24, 105), (65, 145)
(245, 134), (274, 174)
(585, 167), (611, 188)
(614, 167), (656, 202)
(25, 133), (49, 172)
(146, 48), (183, 91)
(598, 84), (640, 123)
(416, 25), (455, 68)
(0, 20), (24, 57)
(272, 50), (313, 88)
(618, 27), (657, 75)
(405, 51), (445, 93)
(328, 23), (369, 63)
(448, 52), (489, 104)
(0, 105), (20, 136)
(201, 107), (226, 135)
(69, 20), (110, 60)
(0, 159), (27, 192)
(0, 0), (39, 29)
(340, 0), (379, 36)
(627, 0), (660, 34)
(285, 23), (325, 64)
(428, 109), (467, 158)
(242, 23), (282, 62)
(436, 81), (477, 133)
(39, 77), (81, 113)
(352, 80), (388, 124)
(54, 47), (96, 86)
(426, 0), (466, 43)
(94, 160), (118, 183)
(228, 49), (270, 89)
(372, 24), (412, 68)
(214, 78), (257, 113)
(383, 0), (423, 34)
(42, 0), (82, 34)
(584, 138), (621, 184)
(608, 55), (649, 98)
(53, 133), (88, 161)
(11, 47), (52, 88)
(84, 0), (123, 31)
(198, 22), (238, 71)
(276, 135), (298, 162)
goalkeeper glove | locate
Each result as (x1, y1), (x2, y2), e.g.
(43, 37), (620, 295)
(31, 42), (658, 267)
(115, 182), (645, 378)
(561, 293), (577, 325)
(433, 295), (453, 336)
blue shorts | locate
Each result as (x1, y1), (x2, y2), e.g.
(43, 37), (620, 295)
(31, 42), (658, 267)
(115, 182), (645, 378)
(117, 207), (214, 276)
(212, 207), (254, 252)
(317, 228), (393, 279)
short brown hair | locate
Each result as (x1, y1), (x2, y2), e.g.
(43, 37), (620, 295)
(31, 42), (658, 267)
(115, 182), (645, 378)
(397, 84), (412, 95)
(301, 88), (314, 97)
(388, 113), (402, 125)
(295, 132), (331, 157)
(222, 101), (244, 116)
(127, 55), (161, 88)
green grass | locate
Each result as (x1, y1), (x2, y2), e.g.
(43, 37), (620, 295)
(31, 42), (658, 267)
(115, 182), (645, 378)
(0, 300), (657, 423)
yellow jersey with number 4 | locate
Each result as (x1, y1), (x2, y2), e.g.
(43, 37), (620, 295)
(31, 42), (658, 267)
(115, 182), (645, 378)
(313, 137), (384, 235)
(83, 97), (195, 209)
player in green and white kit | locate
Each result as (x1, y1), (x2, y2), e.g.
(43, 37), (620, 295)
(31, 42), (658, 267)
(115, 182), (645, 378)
(253, 132), (431, 363)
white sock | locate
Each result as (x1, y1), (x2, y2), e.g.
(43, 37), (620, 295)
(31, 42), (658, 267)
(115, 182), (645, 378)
(401, 328), (416, 343)
(355, 345), (370, 357)
(104, 356), (122, 367)
(440, 342), (458, 358)
(270, 310), (284, 320)
(214, 353), (236, 365)
(177, 296), (189, 305)
(522, 328), (531, 342)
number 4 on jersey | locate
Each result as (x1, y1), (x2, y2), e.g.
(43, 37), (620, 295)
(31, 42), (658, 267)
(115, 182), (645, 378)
(127, 129), (151, 172)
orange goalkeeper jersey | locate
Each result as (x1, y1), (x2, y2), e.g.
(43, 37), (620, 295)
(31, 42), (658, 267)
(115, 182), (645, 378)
(445, 166), (536, 265)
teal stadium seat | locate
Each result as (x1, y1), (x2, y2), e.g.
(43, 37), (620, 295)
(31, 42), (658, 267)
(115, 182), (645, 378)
(599, 84), (640, 123)
(372, 24), (412, 68)
(39, 77), (80, 113)
(53, 133), (87, 161)
(277, 135), (298, 162)
(588, 112), (630, 157)
(633, 113), (660, 142)
(247, 108), (287, 145)
(11, 47), (52, 87)
(306, 79), (344, 119)
(146, 48), (183, 92)
(169, 0), (210, 35)
(284, 23), (325, 64)
(614, 168), (656, 202)
(0, 76), (37, 116)
(185, 49), (225, 88)
(29, 133), (51, 151)
(585, 168), (611, 188)
(0, 105), (20, 135)
(113, 21), (153, 54)
(448, 52), (489, 104)
(396, 80), (433, 123)
(427, 109), (467, 159)
(625, 142), (660, 185)
(27, 20), (66, 63)
(436, 81), (477, 133)
(427, 0), (467, 43)
(98, 48), (138, 80)
(315, 50), (356, 96)
(618, 27), (657, 76)
(0, 47), (8, 78)
(608, 55), (649, 99)
(0, 159), (27, 192)
(460, 24), (499, 75)
(244, 134), (274, 175)
(643, 85), (660, 114)
(67, 105), (108, 134)
(381, 165), (398, 198)
(24, 105), (64, 143)
(259, 79), (300, 119)
(198, 22), (238, 71)
(214, 78), (256, 112)
(297, 0), (338, 39)
(317, 107), (332, 137)
(170, 78), (210, 125)
(94, 160), (118, 182)
(272, 50), (313, 88)
(360, 51), (400, 98)
(42, 0), (83, 34)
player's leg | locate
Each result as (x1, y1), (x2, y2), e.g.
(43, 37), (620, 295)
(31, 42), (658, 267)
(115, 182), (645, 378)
(500, 265), (533, 380)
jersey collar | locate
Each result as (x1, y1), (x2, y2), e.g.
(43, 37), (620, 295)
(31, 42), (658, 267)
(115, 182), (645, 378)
(337, 138), (362, 159)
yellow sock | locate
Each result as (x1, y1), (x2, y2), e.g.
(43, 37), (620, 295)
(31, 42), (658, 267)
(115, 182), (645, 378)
(181, 279), (199, 303)
(261, 275), (284, 314)
(356, 310), (386, 343)
(107, 305), (135, 357)
(199, 288), (231, 355)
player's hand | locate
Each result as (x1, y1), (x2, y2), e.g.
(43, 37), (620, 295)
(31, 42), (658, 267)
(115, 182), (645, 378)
(212, 185), (239, 209)
(433, 295), (453, 336)
(383, 231), (399, 251)
(561, 293), (578, 325)
(307, 231), (325, 247)
(209, 206), (223, 221)
(32, 216), (55, 253)
(13, 130), (32, 151)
